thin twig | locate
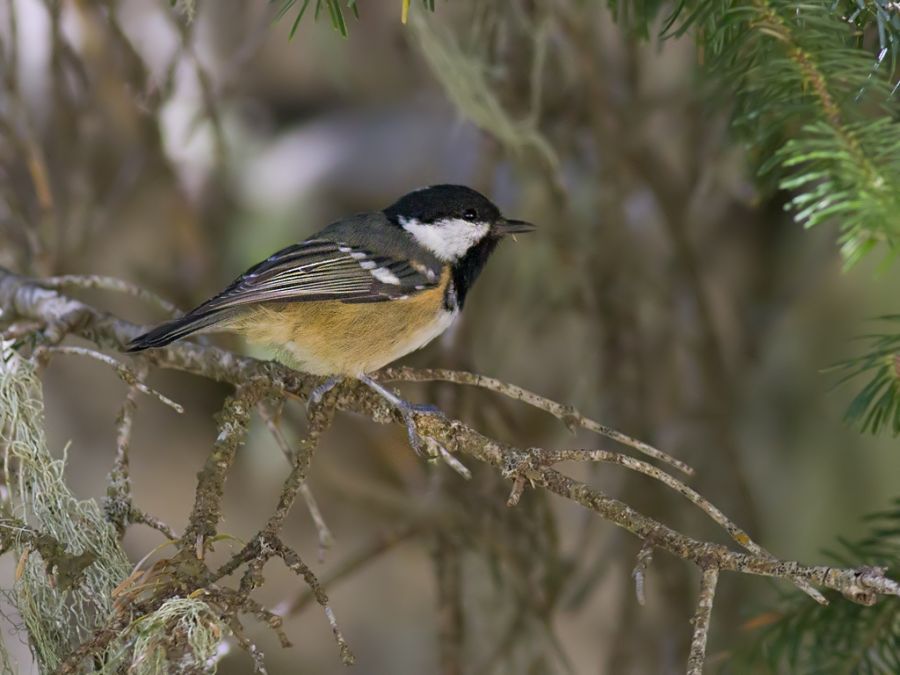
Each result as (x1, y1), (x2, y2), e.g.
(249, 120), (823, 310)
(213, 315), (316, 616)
(103, 361), (175, 540)
(686, 568), (719, 675)
(527, 466), (900, 599)
(275, 539), (355, 665)
(202, 394), (353, 665)
(35, 345), (183, 413)
(223, 616), (268, 674)
(426, 435), (473, 479)
(179, 384), (266, 557)
(104, 362), (144, 536)
(240, 596), (291, 649)
(275, 522), (420, 617)
(257, 403), (334, 558)
(520, 448), (825, 604)
(632, 542), (654, 606)
(506, 474), (527, 506)
(39, 275), (181, 317)
(129, 510), (178, 541)
(381, 366), (694, 475)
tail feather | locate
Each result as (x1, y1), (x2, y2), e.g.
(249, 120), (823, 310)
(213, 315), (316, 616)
(126, 310), (227, 352)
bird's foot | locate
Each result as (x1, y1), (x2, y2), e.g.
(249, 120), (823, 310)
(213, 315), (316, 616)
(397, 404), (445, 457)
(357, 375), (470, 479)
(308, 376), (341, 409)
(406, 402), (442, 416)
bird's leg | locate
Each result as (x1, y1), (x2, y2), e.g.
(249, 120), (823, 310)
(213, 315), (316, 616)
(305, 374), (468, 478)
(357, 374), (444, 457)
(308, 376), (341, 408)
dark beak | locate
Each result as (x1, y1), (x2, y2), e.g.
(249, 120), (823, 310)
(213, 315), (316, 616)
(492, 218), (536, 236)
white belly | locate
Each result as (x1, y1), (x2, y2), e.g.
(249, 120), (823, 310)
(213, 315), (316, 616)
(375, 308), (457, 370)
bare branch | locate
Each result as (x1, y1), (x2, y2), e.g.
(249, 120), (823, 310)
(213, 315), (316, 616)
(275, 522), (420, 618)
(686, 568), (719, 675)
(3, 268), (897, 602)
(104, 363), (144, 537)
(522, 448), (825, 604)
(102, 361), (177, 540)
(39, 275), (181, 317)
(632, 542), (654, 606)
(34, 345), (183, 413)
(528, 466), (900, 599)
(206, 393), (353, 665)
(180, 384), (266, 558)
(257, 402), (334, 558)
(381, 366), (694, 475)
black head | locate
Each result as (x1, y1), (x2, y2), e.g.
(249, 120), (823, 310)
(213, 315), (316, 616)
(383, 184), (534, 263)
(384, 184), (534, 309)
(384, 184), (500, 226)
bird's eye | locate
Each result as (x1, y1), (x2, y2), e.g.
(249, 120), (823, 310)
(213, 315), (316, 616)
(463, 208), (478, 220)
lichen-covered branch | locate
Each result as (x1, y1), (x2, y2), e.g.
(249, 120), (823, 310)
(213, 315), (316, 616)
(381, 366), (694, 475)
(34, 345), (183, 413)
(0, 344), (132, 672)
(0, 517), (96, 591)
(102, 361), (178, 541)
(38, 274), (181, 317)
(180, 384), (265, 558)
(686, 568), (719, 675)
(258, 401), (334, 558)
(275, 522), (421, 617)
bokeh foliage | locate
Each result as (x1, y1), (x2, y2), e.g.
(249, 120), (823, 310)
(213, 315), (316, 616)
(0, 0), (898, 672)
(736, 501), (900, 674)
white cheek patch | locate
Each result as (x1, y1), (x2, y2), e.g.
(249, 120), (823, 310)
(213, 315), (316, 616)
(399, 216), (490, 261)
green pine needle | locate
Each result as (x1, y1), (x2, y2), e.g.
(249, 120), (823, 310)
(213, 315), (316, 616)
(832, 317), (900, 436)
(656, 0), (900, 267)
(734, 501), (900, 674)
(274, 0), (435, 37)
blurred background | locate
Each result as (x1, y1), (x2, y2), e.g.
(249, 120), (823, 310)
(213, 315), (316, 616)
(1, 1), (898, 673)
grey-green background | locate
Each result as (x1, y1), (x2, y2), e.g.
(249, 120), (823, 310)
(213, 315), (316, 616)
(0, 1), (897, 672)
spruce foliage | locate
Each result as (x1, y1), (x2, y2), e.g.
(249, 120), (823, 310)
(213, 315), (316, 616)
(736, 501), (900, 674)
(665, 0), (900, 266)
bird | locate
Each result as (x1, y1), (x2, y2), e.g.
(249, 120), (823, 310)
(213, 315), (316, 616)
(127, 184), (535, 455)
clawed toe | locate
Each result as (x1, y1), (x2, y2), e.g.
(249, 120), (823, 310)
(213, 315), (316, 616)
(308, 377), (340, 409)
(408, 402), (443, 416)
(400, 410), (439, 457)
(357, 374), (470, 478)
(401, 413), (470, 478)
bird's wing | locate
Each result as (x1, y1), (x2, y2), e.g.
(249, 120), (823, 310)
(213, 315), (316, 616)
(195, 238), (440, 313)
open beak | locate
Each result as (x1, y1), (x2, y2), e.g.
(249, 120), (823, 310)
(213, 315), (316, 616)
(492, 218), (536, 236)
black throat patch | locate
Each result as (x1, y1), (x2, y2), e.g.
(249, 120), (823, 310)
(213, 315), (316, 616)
(447, 237), (500, 310)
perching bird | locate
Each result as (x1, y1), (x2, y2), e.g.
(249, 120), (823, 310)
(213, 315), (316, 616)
(127, 184), (534, 453)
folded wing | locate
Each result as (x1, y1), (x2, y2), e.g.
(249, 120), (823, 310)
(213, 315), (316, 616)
(126, 238), (439, 351)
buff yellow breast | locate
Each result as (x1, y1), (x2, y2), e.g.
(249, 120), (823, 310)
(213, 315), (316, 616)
(231, 269), (455, 376)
